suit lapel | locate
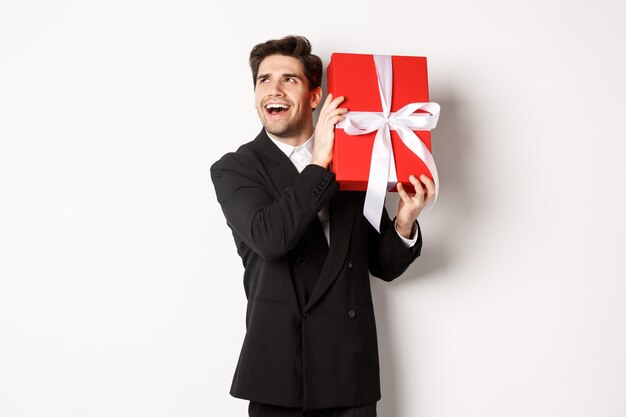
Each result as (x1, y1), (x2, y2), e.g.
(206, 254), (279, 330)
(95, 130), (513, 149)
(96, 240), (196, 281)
(304, 191), (356, 313)
(249, 129), (357, 313)
(248, 130), (304, 308)
(248, 130), (300, 196)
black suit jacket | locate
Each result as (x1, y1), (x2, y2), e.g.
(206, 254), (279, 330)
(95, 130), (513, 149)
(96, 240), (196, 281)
(210, 129), (422, 411)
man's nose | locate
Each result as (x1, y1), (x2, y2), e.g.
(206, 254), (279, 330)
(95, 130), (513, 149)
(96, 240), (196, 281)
(268, 80), (285, 96)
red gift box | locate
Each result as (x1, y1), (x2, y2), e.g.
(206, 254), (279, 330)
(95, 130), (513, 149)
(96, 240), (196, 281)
(327, 53), (435, 194)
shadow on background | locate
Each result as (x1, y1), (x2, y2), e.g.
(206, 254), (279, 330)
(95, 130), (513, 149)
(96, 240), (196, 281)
(373, 92), (474, 416)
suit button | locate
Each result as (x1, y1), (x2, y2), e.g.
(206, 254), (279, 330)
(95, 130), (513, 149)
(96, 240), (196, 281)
(347, 310), (356, 319)
(348, 260), (353, 269)
(303, 311), (309, 318)
(297, 258), (306, 266)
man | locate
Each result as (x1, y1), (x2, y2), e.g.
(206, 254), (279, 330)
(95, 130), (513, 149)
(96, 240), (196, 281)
(210, 35), (435, 417)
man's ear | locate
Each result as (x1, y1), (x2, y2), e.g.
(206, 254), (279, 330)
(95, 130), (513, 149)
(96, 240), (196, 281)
(310, 86), (323, 110)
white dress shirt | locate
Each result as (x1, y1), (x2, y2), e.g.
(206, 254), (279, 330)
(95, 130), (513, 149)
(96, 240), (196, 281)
(266, 131), (418, 248)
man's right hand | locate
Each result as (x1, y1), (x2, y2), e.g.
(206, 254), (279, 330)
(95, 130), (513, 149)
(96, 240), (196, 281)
(310, 93), (347, 169)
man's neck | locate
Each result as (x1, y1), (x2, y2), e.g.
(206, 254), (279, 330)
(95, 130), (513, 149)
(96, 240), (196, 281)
(265, 128), (314, 147)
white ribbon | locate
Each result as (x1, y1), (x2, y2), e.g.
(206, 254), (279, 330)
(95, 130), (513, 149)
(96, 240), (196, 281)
(336, 55), (440, 232)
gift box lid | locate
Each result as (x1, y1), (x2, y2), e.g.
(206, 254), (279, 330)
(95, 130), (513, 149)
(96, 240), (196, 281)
(327, 52), (430, 112)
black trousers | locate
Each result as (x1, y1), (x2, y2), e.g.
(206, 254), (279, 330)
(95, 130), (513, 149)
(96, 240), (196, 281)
(248, 401), (377, 417)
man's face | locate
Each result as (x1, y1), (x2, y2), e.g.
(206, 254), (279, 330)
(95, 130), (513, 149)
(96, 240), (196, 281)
(254, 54), (321, 139)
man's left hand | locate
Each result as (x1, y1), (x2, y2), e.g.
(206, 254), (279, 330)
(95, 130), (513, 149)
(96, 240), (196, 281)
(395, 174), (436, 239)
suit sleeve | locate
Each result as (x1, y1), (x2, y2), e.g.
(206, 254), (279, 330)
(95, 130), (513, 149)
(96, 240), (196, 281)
(367, 208), (422, 282)
(211, 154), (339, 260)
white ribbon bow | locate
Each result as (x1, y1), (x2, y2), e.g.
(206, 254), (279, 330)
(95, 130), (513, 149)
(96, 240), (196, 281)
(336, 55), (440, 232)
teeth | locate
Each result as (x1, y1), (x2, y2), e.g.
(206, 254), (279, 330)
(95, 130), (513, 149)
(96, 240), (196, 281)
(266, 103), (289, 110)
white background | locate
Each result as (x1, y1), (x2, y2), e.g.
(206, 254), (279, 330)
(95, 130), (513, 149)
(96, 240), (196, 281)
(1, 1), (625, 416)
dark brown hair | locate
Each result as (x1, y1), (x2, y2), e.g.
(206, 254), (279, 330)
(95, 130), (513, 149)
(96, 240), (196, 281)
(249, 35), (322, 91)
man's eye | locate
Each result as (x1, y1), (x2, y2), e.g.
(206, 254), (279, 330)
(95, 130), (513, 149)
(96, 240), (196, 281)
(284, 77), (295, 83)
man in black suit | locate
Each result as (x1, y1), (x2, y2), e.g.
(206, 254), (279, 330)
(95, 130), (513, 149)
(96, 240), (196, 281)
(211, 35), (435, 417)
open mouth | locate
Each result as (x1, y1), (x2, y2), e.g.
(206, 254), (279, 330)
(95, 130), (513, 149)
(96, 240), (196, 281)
(265, 103), (290, 117)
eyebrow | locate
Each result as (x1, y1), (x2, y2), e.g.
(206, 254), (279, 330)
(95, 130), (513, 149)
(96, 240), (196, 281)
(256, 73), (303, 82)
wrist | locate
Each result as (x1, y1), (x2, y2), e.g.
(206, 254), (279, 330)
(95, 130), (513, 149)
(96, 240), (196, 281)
(310, 158), (329, 169)
(395, 219), (416, 239)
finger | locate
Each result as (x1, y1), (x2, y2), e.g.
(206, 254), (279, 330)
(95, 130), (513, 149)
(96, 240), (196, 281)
(328, 114), (346, 125)
(324, 108), (349, 119)
(331, 95), (345, 105)
(408, 175), (425, 197)
(327, 95), (345, 111)
(319, 93), (333, 114)
(320, 97), (345, 122)
(397, 182), (412, 202)
(420, 174), (436, 196)
(328, 115), (346, 128)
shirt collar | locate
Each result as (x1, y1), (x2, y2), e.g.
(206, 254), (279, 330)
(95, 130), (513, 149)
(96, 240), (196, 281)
(266, 130), (315, 158)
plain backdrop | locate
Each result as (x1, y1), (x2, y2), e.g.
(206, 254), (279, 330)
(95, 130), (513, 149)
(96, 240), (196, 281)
(1, 1), (625, 416)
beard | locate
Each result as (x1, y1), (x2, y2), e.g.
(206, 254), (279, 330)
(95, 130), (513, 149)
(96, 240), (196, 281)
(258, 107), (310, 139)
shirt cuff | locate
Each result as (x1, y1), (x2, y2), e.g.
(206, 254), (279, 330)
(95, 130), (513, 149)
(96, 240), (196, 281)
(394, 219), (418, 248)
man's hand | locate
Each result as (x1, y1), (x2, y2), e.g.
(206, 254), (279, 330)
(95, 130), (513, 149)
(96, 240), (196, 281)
(395, 174), (436, 239)
(311, 93), (347, 169)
